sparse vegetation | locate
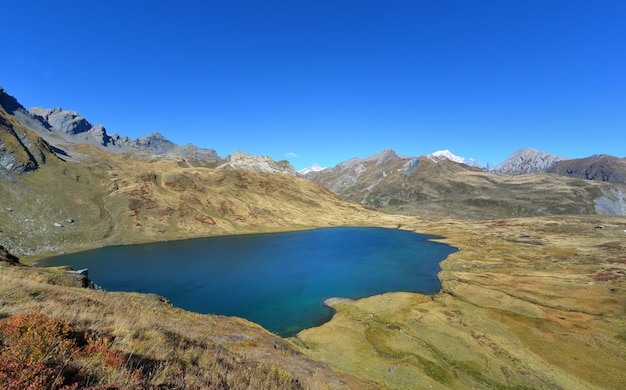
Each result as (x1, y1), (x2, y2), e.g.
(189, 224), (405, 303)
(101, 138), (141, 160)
(0, 312), (147, 389)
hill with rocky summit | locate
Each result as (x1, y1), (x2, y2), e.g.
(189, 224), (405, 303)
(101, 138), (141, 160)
(217, 151), (296, 175)
(2, 87), (232, 170)
(547, 154), (626, 184)
(491, 148), (566, 175)
(303, 148), (626, 219)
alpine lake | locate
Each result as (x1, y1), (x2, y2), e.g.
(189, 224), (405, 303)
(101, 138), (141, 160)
(39, 227), (457, 336)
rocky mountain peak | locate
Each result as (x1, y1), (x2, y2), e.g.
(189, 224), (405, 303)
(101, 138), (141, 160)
(493, 148), (566, 175)
(371, 148), (400, 166)
(0, 87), (24, 114)
(547, 154), (626, 184)
(29, 107), (94, 135)
(134, 132), (176, 153)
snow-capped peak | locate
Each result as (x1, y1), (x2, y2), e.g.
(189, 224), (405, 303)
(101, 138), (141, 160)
(298, 163), (327, 175)
(429, 150), (483, 169)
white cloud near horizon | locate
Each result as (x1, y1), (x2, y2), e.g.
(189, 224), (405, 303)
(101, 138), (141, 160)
(285, 152), (299, 158)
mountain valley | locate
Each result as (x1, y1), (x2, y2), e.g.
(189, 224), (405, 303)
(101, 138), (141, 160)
(2, 86), (626, 389)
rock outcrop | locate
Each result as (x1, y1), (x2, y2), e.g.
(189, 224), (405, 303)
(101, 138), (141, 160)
(66, 268), (99, 289)
(218, 151), (296, 175)
(0, 245), (20, 265)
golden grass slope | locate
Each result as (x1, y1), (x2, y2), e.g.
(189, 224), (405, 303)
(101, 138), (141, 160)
(295, 215), (626, 389)
(96, 145), (391, 245)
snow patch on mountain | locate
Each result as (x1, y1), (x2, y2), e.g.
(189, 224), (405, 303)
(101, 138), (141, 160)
(298, 163), (326, 175)
(429, 150), (484, 168)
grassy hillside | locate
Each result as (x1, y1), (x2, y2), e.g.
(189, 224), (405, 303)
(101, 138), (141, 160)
(1, 142), (400, 259)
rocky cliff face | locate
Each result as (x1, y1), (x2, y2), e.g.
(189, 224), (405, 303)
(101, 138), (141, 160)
(29, 107), (95, 136)
(27, 106), (220, 161)
(0, 88), (54, 174)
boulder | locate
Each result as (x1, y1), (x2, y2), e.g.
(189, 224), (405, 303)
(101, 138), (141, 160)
(0, 245), (20, 265)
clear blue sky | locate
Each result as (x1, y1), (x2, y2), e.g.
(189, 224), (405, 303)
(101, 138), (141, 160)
(2, 1), (624, 170)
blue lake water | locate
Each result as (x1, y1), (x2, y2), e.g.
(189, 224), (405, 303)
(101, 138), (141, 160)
(39, 227), (457, 336)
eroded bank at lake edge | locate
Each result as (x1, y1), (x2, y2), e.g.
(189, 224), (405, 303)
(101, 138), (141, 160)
(294, 215), (626, 389)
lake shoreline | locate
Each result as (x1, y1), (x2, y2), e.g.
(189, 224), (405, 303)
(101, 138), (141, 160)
(36, 227), (456, 336)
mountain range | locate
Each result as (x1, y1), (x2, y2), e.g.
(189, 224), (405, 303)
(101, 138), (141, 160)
(301, 147), (626, 184)
(301, 148), (626, 219)
(3, 85), (626, 389)
(1, 87), (298, 175)
(4, 84), (626, 232)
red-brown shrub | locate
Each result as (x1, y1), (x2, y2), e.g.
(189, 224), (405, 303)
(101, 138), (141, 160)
(0, 313), (146, 390)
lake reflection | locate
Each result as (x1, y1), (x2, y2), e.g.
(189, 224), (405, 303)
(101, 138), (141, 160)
(40, 227), (457, 336)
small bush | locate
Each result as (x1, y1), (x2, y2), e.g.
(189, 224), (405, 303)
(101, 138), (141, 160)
(0, 313), (146, 390)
